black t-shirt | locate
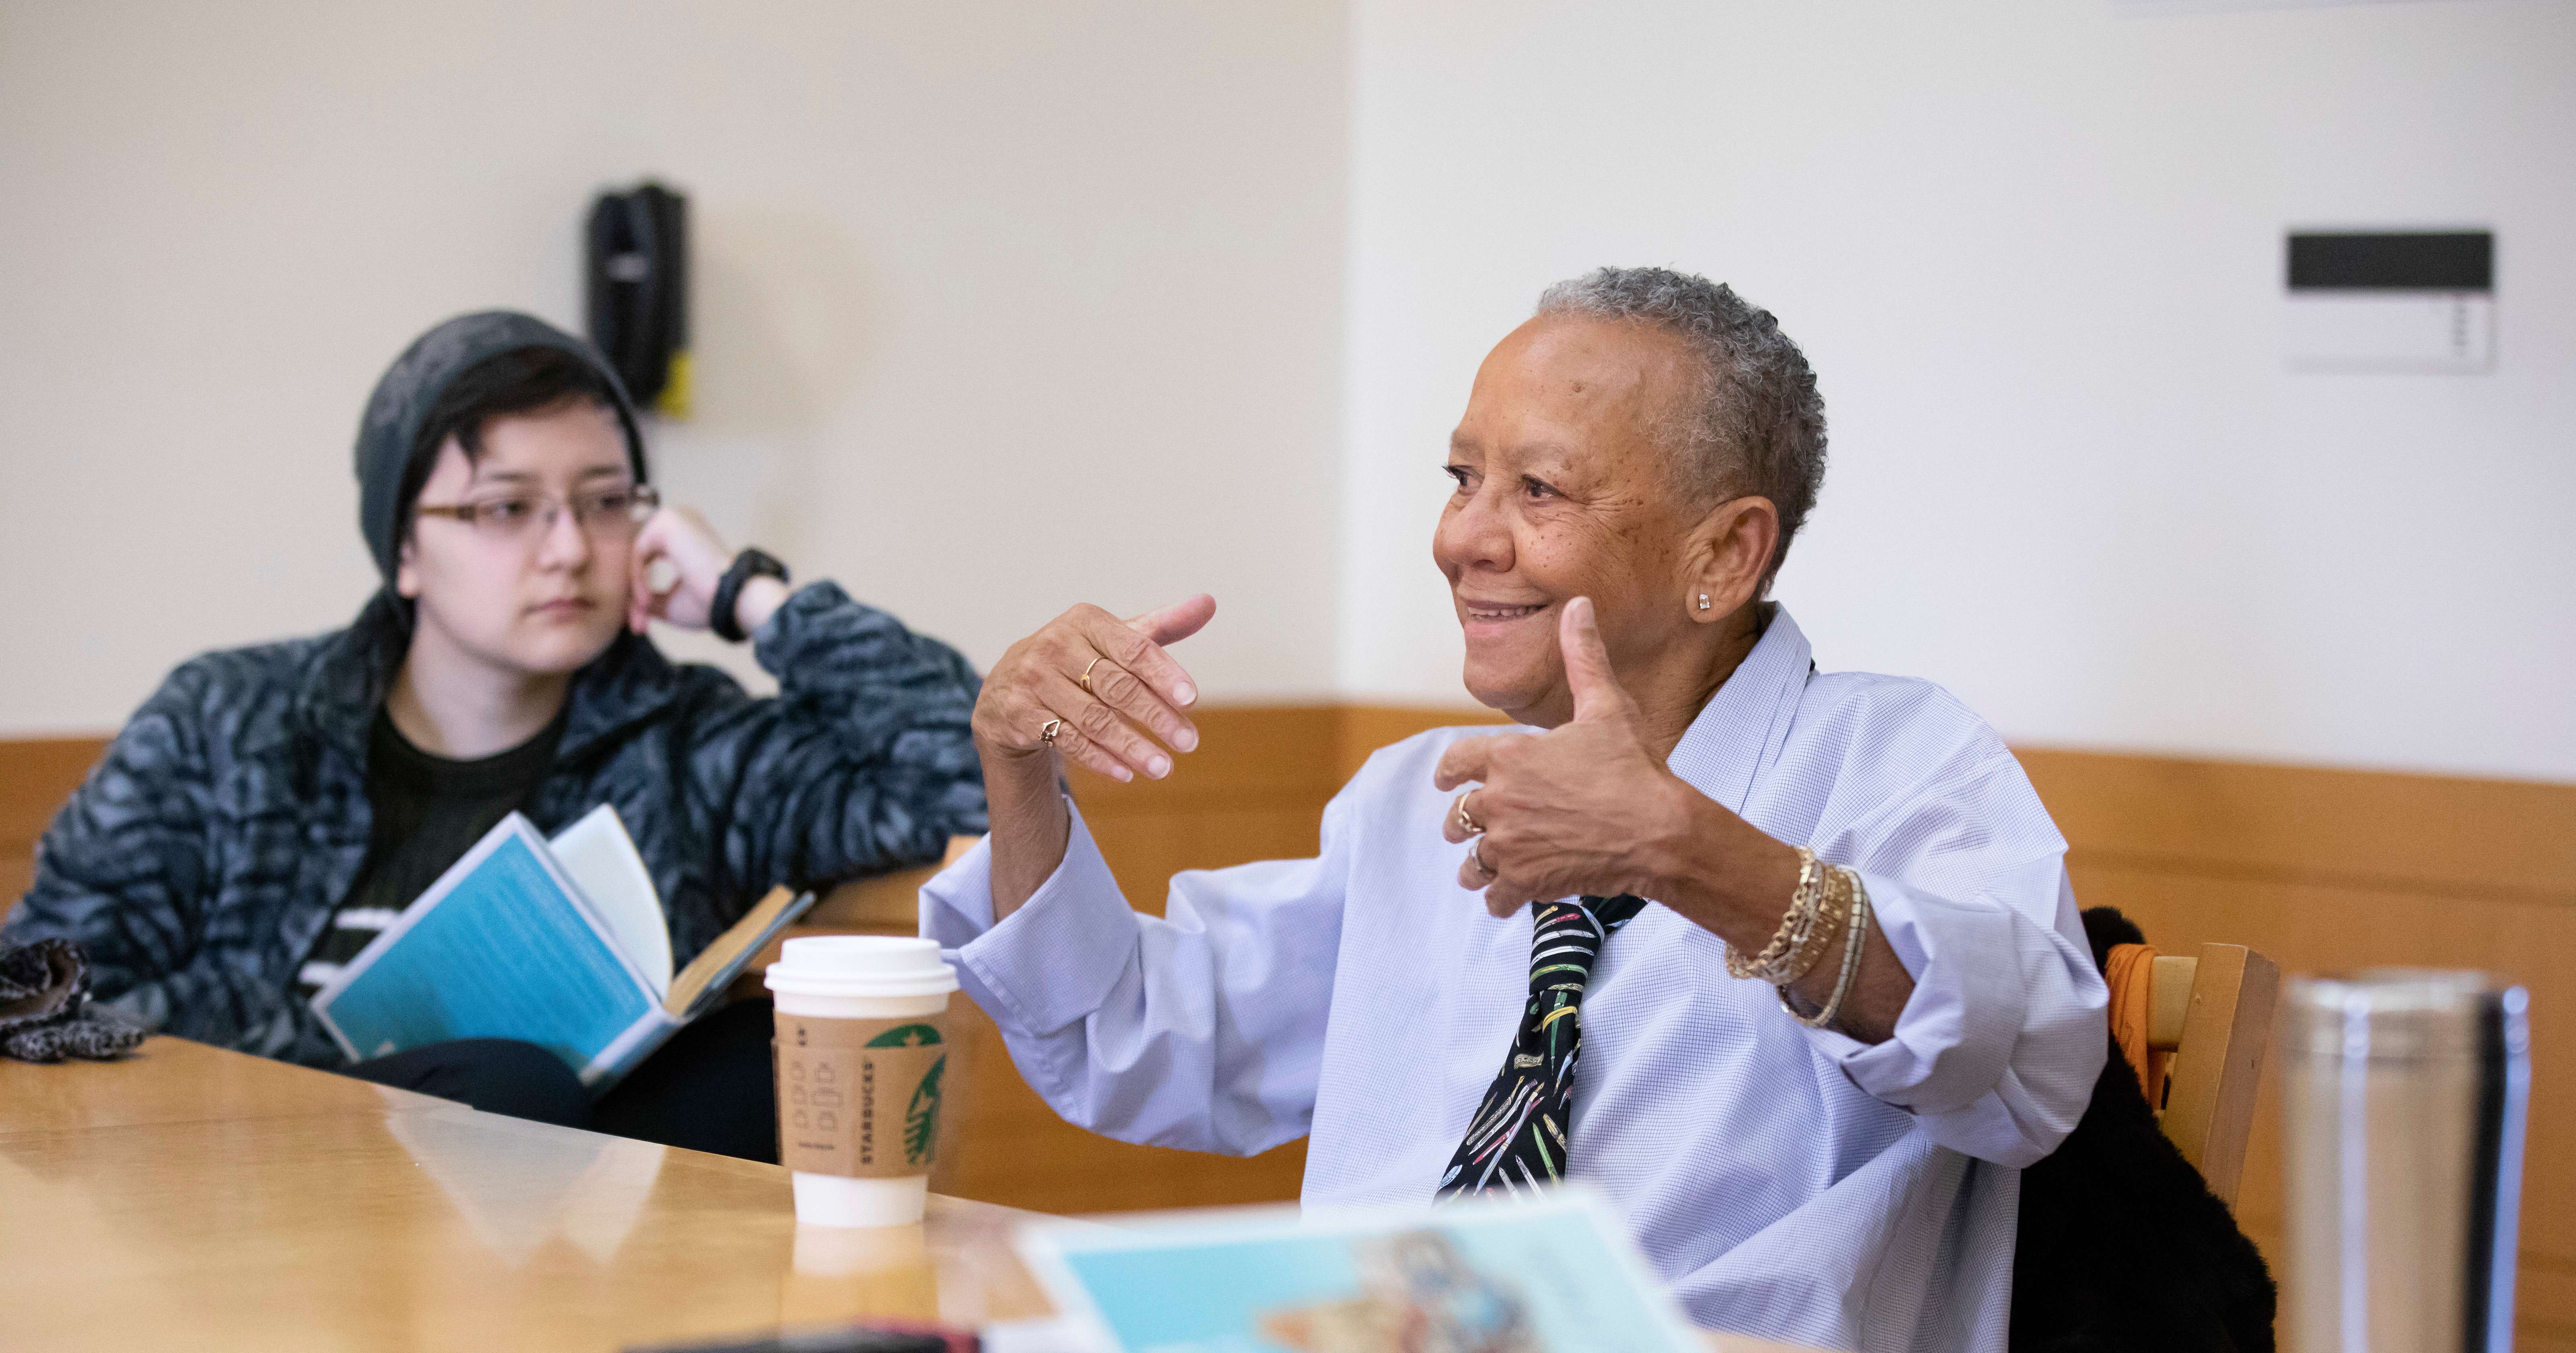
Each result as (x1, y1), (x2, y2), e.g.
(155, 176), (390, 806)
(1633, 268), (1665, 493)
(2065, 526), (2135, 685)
(293, 708), (566, 1001)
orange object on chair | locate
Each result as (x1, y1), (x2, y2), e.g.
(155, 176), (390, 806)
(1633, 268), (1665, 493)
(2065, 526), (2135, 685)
(2103, 942), (2171, 1110)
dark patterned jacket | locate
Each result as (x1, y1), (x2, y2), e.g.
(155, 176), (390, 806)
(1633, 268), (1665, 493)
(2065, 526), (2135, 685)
(2, 582), (986, 1068)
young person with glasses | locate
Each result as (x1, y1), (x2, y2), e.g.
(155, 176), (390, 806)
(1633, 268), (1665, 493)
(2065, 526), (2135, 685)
(3, 312), (986, 1158)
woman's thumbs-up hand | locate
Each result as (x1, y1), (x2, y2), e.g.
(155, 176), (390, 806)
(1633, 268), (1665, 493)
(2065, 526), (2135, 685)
(1433, 596), (1704, 917)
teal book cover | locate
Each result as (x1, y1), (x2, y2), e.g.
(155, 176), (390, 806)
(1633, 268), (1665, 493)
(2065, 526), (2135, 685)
(312, 815), (661, 1078)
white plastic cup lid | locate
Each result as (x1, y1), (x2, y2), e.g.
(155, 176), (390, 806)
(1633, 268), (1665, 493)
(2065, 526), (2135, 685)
(766, 935), (959, 999)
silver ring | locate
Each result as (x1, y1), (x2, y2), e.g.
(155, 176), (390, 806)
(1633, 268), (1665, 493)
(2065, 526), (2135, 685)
(1039, 717), (1064, 746)
(1468, 838), (1496, 881)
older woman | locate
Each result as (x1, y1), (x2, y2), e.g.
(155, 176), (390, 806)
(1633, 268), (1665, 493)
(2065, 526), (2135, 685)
(924, 267), (2106, 1350)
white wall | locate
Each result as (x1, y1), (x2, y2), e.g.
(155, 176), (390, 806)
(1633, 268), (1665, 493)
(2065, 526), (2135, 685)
(8, 1), (2572, 784)
(0, 0), (1348, 732)
(1342, 0), (2576, 782)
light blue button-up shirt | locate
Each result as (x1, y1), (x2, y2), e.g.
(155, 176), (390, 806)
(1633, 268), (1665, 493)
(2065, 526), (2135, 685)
(923, 607), (2107, 1352)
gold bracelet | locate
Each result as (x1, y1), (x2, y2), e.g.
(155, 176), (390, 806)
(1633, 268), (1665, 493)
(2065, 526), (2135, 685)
(1780, 869), (1871, 1031)
(1773, 862), (1851, 986)
(1726, 847), (1824, 981)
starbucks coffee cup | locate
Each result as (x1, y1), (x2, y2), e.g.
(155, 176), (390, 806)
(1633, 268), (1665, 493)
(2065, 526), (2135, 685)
(766, 936), (960, 1227)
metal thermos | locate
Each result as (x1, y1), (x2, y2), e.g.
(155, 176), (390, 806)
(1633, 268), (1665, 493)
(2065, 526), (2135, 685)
(2285, 970), (2530, 1353)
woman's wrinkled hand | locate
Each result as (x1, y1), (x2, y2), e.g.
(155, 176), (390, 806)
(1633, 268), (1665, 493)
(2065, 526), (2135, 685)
(972, 595), (1214, 783)
(1432, 596), (1702, 916)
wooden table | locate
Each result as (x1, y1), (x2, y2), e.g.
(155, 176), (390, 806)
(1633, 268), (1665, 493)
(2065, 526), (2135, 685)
(0, 1037), (1826, 1353)
(0, 1038), (1050, 1351)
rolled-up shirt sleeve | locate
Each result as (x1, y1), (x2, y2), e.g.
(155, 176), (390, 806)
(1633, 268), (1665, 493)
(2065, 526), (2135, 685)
(921, 792), (1350, 1157)
(1793, 745), (2109, 1169)
(1817, 859), (2105, 1167)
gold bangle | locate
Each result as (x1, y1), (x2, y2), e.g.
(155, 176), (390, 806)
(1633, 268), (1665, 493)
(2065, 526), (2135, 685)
(1774, 863), (1851, 987)
(1741, 845), (1824, 979)
(1781, 869), (1871, 1031)
(1727, 847), (1824, 981)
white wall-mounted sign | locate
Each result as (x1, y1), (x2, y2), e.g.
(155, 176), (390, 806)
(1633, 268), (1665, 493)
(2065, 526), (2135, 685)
(2283, 230), (2495, 374)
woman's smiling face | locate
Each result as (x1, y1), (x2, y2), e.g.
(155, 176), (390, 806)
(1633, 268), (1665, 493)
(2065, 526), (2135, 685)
(1433, 314), (1710, 727)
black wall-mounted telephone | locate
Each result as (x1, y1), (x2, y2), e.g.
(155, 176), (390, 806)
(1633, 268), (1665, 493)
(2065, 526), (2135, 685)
(585, 181), (691, 418)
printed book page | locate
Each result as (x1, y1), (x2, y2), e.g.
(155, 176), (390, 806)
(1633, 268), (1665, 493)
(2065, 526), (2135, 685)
(665, 885), (811, 1019)
(546, 803), (673, 998)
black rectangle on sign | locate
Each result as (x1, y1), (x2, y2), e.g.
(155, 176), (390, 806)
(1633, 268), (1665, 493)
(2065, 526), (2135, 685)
(2288, 232), (2493, 292)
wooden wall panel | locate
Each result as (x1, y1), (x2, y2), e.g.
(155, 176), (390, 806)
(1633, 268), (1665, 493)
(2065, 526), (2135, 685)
(1070, 705), (1345, 914)
(1331, 704), (1512, 783)
(0, 735), (106, 916)
(2020, 749), (2576, 901)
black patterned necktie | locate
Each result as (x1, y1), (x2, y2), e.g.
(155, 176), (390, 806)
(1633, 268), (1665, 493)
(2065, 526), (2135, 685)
(1437, 893), (1650, 1198)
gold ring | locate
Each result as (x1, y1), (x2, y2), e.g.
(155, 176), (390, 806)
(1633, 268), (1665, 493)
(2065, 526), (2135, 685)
(1455, 792), (1483, 836)
(1040, 717), (1064, 746)
(1081, 656), (1105, 695)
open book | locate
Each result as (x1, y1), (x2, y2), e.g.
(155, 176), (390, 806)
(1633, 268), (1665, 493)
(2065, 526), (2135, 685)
(311, 805), (814, 1089)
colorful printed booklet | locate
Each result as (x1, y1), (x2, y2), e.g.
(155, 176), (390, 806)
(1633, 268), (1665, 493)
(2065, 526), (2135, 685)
(1016, 1188), (1701, 1353)
(311, 804), (812, 1088)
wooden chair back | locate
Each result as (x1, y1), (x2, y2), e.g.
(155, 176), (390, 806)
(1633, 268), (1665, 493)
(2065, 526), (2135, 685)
(1, 736), (112, 919)
(804, 835), (982, 933)
(2142, 941), (2281, 1207)
(735, 836), (984, 979)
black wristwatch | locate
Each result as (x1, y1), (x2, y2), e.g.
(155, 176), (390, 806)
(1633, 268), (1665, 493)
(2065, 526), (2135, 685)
(711, 547), (791, 643)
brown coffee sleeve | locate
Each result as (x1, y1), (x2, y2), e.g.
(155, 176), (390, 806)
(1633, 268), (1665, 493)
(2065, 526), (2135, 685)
(773, 1012), (949, 1178)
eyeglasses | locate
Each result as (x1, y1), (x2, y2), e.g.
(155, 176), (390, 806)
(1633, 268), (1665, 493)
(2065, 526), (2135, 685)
(413, 484), (662, 545)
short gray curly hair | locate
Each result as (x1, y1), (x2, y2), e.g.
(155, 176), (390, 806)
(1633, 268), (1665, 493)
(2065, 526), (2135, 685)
(1535, 266), (1827, 592)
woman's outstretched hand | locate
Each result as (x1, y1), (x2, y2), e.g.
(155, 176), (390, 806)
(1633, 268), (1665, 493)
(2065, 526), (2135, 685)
(1433, 596), (1702, 917)
(972, 595), (1214, 784)
(978, 595), (1213, 921)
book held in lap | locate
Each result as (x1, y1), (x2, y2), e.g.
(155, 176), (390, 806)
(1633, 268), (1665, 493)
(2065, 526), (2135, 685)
(312, 804), (813, 1088)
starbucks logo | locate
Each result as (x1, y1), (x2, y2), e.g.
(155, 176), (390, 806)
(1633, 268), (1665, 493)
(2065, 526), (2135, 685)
(865, 1023), (946, 1167)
